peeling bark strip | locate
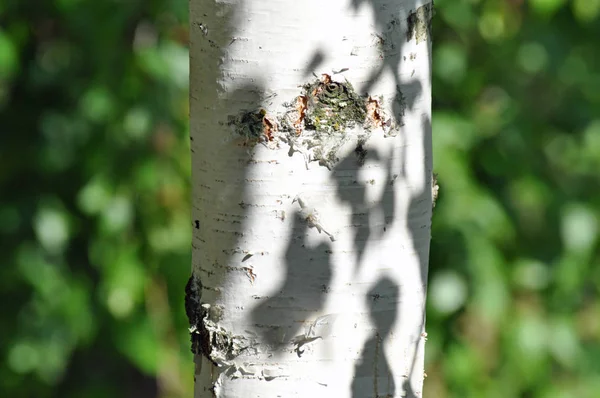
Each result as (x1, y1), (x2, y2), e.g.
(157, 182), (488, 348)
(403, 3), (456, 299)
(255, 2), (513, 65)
(196, 304), (249, 367)
(432, 173), (439, 208)
(187, 275), (252, 368)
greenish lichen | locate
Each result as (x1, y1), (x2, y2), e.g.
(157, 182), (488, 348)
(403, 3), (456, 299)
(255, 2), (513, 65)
(407, 3), (434, 44)
(226, 75), (399, 168)
(277, 74), (389, 169)
(302, 76), (367, 134)
(228, 108), (272, 145)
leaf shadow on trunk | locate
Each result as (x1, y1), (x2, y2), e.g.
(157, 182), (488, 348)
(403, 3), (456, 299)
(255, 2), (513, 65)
(332, 147), (397, 272)
(188, 1), (273, 392)
(344, 0), (431, 396)
(245, 0), (432, 392)
(351, 276), (399, 398)
(192, 1), (432, 395)
(190, 81), (270, 391)
(399, 114), (432, 398)
(250, 210), (333, 348)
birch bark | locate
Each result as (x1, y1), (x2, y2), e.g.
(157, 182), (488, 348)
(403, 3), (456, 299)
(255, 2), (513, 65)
(188, 0), (433, 397)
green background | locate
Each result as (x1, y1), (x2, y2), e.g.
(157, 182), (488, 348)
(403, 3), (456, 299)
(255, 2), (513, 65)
(1, 0), (599, 397)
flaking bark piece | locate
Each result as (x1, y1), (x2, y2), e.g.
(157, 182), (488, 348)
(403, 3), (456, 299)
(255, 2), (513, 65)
(293, 95), (308, 135)
(263, 114), (276, 141)
(366, 96), (383, 128)
(229, 108), (277, 145)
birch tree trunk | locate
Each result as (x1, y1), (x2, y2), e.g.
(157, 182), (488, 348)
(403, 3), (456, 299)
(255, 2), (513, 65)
(188, 0), (433, 397)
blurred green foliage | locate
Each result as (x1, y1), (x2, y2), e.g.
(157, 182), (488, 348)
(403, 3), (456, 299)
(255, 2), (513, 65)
(1, 0), (192, 397)
(427, 0), (600, 397)
(1, 0), (599, 397)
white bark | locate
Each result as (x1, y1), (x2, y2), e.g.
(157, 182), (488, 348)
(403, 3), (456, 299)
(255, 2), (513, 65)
(189, 0), (432, 397)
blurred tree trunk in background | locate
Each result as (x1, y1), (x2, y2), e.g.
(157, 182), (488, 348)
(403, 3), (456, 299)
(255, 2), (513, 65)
(188, 0), (433, 396)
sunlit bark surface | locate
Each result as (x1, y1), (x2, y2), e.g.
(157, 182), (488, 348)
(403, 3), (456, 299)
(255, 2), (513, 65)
(189, 0), (432, 396)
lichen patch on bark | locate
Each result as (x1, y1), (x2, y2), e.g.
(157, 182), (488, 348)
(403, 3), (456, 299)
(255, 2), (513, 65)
(298, 73), (368, 134)
(279, 74), (394, 169)
(407, 3), (434, 44)
(228, 108), (276, 145)
(226, 74), (400, 169)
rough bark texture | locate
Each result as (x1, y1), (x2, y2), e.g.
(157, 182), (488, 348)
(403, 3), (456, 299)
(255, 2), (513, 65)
(189, 0), (432, 396)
